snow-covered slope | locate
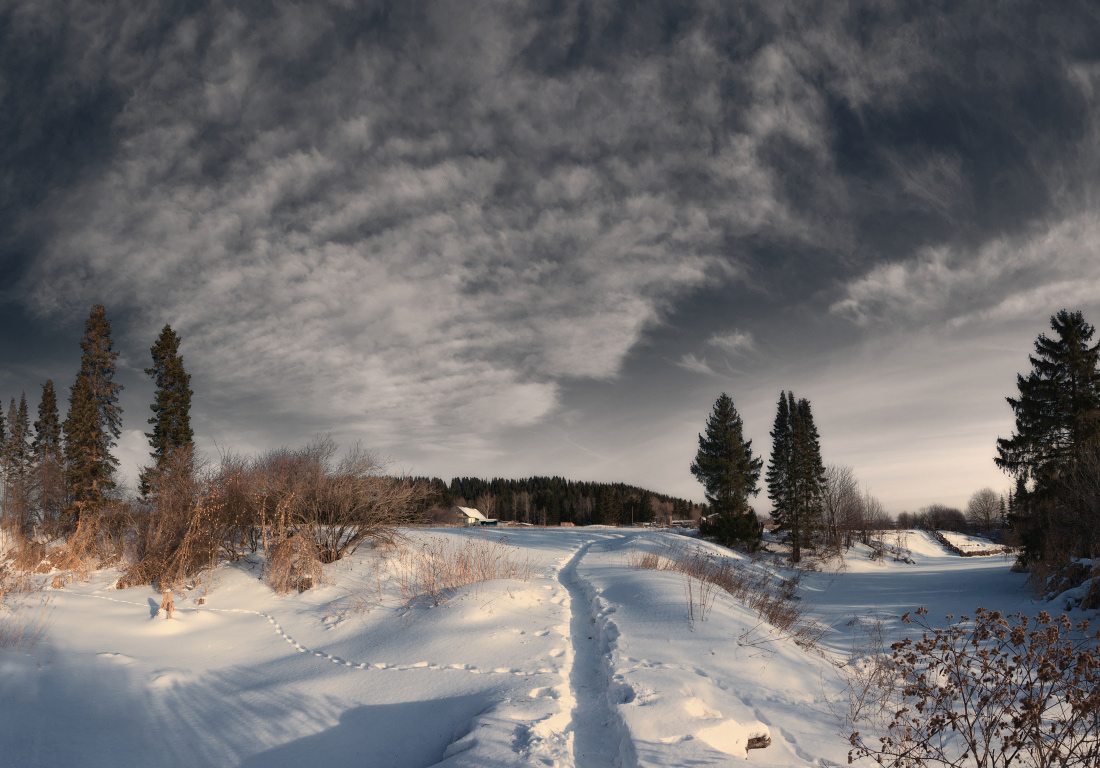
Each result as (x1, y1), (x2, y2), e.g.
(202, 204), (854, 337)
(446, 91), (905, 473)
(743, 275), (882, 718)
(936, 530), (1007, 554)
(0, 527), (1058, 767)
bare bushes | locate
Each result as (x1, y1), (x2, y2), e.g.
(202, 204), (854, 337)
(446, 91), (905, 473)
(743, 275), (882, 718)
(394, 534), (535, 606)
(1, 534), (46, 573)
(119, 447), (220, 590)
(628, 542), (821, 645)
(262, 438), (422, 564)
(821, 465), (893, 555)
(832, 617), (897, 733)
(265, 533), (325, 594)
(846, 608), (1100, 768)
(0, 524), (104, 582)
(0, 567), (51, 652)
(119, 438), (427, 592)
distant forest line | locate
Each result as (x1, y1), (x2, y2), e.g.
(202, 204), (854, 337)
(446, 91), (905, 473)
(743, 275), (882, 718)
(415, 476), (707, 527)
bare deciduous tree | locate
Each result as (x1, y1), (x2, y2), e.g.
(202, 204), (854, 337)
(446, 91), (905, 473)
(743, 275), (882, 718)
(475, 494), (496, 521)
(966, 487), (1001, 532)
(919, 503), (967, 532)
(823, 464), (860, 552)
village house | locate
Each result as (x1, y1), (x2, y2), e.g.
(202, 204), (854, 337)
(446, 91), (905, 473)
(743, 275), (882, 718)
(449, 506), (499, 526)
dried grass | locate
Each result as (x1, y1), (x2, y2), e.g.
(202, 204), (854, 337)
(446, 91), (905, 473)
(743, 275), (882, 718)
(4, 536), (46, 573)
(628, 541), (822, 647)
(0, 566), (52, 652)
(393, 534), (536, 607)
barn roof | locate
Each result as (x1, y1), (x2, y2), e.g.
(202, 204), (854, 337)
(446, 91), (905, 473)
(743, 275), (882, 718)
(452, 506), (488, 522)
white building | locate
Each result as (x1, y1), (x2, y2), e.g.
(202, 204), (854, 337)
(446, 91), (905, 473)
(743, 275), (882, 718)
(450, 506), (498, 526)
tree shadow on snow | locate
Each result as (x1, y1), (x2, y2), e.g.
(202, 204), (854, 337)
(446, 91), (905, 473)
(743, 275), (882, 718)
(238, 693), (496, 768)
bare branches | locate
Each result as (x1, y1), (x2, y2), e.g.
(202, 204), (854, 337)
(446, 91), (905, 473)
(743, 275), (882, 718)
(966, 489), (1001, 532)
(119, 438), (428, 592)
(848, 608), (1100, 768)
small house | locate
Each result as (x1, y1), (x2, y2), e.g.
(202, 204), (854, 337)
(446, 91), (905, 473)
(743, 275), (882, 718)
(450, 506), (499, 526)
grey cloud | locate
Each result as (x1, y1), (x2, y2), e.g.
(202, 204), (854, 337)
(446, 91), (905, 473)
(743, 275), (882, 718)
(831, 212), (1100, 328)
(675, 353), (714, 376)
(5, 0), (1100, 506)
(707, 330), (754, 356)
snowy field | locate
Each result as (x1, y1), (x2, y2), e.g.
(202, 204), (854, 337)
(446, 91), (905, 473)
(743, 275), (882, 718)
(936, 530), (1007, 554)
(0, 528), (1058, 767)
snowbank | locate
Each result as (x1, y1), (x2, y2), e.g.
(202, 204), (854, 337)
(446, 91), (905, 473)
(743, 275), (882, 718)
(0, 526), (1054, 767)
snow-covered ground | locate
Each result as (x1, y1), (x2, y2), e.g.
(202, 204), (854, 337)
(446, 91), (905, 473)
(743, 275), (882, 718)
(936, 530), (1006, 554)
(0, 528), (1067, 767)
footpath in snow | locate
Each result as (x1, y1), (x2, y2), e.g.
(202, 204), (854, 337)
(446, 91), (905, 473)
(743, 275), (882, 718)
(0, 527), (1059, 767)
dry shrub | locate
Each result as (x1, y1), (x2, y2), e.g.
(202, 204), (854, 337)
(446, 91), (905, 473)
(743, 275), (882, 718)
(255, 438), (425, 563)
(848, 608), (1100, 768)
(119, 438), (426, 593)
(0, 565), (36, 597)
(0, 530), (94, 582)
(394, 534), (535, 606)
(157, 591), (175, 619)
(0, 566), (51, 652)
(1028, 557), (1096, 605)
(118, 447), (220, 590)
(829, 616), (899, 740)
(48, 507), (131, 579)
(1, 534), (46, 573)
(265, 532), (326, 594)
(629, 541), (822, 646)
(42, 536), (96, 582)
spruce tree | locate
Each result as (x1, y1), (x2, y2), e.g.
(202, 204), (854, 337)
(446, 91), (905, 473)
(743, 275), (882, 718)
(3, 397), (13, 469)
(32, 381), (61, 456)
(996, 310), (1100, 565)
(140, 324), (194, 495)
(33, 380), (64, 531)
(767, 391), (826, 563)
(594, 486), (622, 526)
(792, 396), (826, 527)
(690, 393), (763, 548)
(765, 392), (792, 523)
(63, 304), (123, 522)
(4, 394), (32, 533)
(996, 310), (1100, 482)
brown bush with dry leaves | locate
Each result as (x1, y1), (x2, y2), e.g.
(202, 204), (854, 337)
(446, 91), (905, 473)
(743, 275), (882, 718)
(847, 607), (1100, 768)
(119, 438), (427, 592)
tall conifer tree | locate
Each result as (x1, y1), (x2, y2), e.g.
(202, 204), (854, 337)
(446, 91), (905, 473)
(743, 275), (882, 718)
(691, 393), (763, 547)
(4, 394), (32, 532)
(63, 305), (123, 522)
(140, 324), (194, 495)
(996, 310), (1100, 565)
(765, 392), (792, 520)
(996, 310), (1100, 483)
(33, 380), (64, 530)
(767, 391), (826, 563)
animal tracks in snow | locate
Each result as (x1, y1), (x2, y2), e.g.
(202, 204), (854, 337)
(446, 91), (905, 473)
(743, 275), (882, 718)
(65, 590), (554, 679)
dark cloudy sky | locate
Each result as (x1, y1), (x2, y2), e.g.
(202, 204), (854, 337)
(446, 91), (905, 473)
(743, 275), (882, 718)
(2, 1), (1099, 513)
